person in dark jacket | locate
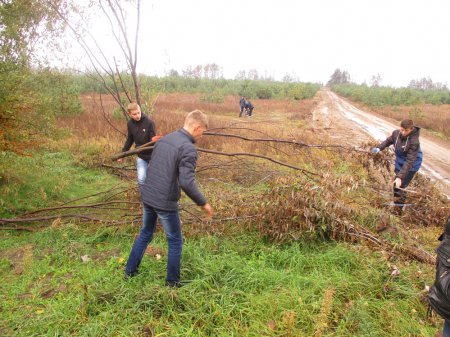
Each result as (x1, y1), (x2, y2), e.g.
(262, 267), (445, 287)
(372, 119), (423, 211)
(118, 102), (161, 184)
(428, 216), (450, 337)
(239, 97), (246, 117)
(125, 110), (213, 286)
(244, 100), (254, 117)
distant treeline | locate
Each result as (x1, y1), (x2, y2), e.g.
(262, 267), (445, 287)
(332, 83), (450, 106)
(75, 74), (321, 101)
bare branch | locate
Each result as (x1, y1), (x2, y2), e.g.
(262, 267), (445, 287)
(204, 132), (369, 153)
(21, 201), (140, 216)
(114, 57), (132, 103)
(197, 148), (320, 177)
(58, 183), (127, 206)
(111, 144), (155, 161)
(0, 226), (36, 232)
(105, 0), (141, 104)
(0, 214), (104, 225)
(0, 213), (141, 226)
(99, 93), (127, 135)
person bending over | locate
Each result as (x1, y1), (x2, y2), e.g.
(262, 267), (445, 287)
(244, 100), (254, 117)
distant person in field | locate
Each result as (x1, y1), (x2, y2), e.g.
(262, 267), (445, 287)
(118, 102), (162, 185)
(372, 119), (423, 212)
(244, 100), (254, 117)
(124, 110), (213, 287)
(239, 97), (246, 117)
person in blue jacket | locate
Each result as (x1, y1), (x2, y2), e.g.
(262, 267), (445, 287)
(372, 119), (423, 212)
(244, 100), (254, 117)
(125, 110), (213, 287)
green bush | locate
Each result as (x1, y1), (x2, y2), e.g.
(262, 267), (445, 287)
(409, 107), (425, 121)
(199, 90), (226, 103)
(0, 64), (82, 151)
(75, 74), (320, 101)
(332, 83), (450, 106)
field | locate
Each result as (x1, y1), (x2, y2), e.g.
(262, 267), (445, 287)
(1, 92), (449, 336)
(361, 103), (450, 140)
(331, 84), (450, 140)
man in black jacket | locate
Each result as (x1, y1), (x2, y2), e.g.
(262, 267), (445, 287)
(428, 216), (450, 337)
(125, 110), (213, 286)
(118, 103), (161, 184)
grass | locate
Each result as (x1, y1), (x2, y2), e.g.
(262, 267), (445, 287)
(0, 148), (120, 218)
(0, 224), (440, 336)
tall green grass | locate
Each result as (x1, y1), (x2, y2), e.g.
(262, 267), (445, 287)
(0, 225), (439, 336)
(0, 149), (119, 217)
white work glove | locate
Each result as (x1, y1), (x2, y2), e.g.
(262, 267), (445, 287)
(372, 147), (380, 154)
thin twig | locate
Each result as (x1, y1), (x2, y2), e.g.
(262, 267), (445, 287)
(57, 184), (126, 206)
(21, 201), (141, 216)
(197, 147), (320, 177)
(204, 132), (368, 153)
(0, 226), (36, 232)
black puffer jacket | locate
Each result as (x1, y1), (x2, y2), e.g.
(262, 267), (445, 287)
(121, 114), (156, 161)
(428, 216), (450, 321)
(140, 128), (207, 211)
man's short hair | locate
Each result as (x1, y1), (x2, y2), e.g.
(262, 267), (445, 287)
(185, 110), (209, 129)
(127, 102), (140, 113)
(400, 119), (414, 129)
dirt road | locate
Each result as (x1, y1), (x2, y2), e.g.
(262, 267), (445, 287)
(312, 89), (450, 196)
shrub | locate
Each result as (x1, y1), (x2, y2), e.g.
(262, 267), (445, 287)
(332, 83), (450, 106)
(199, 90), (225, 103)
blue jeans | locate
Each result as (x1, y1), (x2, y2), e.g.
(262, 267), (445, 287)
(444, 320), (450, 337)
(136, 158), (149, 185)
(125, 205), (183, 283)
(393, 169), (417, 206)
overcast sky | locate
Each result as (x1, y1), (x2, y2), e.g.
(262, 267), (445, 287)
(78, 0), (450, 87)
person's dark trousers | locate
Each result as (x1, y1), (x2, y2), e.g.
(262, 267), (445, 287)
(239, 107), (244, 117)
(248, 107), (254, 116)
(125, 204), (183, 284)
(393, 169), (417, 209)
(444, 320), (450, 337)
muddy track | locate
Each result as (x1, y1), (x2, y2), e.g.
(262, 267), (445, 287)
(312, 89), (450, 196)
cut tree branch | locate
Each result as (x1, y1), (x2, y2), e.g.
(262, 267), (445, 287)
(204, 132), (369, 153)
(197, 147), (320, 177)
(110, 144), (319, 177)
(21, 201), (140, 216)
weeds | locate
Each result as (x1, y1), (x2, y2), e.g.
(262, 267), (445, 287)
(0, 226), (440, 336)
